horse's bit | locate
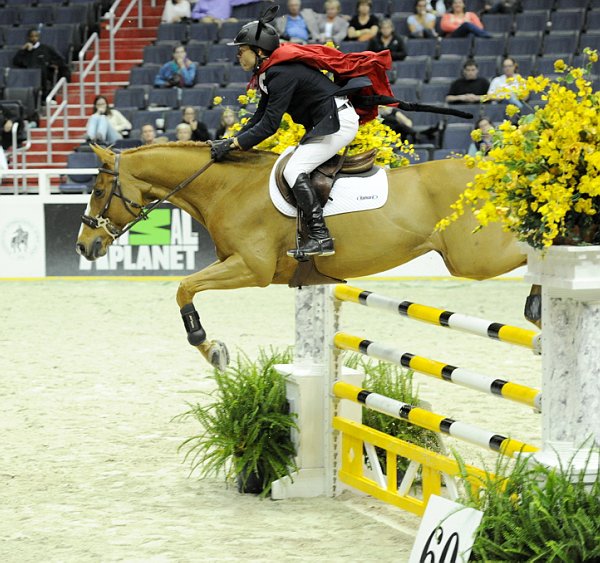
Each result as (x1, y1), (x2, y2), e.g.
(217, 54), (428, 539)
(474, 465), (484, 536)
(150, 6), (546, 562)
(81, 154), (215, 240)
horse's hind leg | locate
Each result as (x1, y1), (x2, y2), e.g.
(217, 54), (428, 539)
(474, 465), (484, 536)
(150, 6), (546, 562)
(176, 253), (274, 370)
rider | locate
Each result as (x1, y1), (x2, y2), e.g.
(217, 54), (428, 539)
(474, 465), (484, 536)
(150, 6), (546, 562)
(209, 7), (361, 259)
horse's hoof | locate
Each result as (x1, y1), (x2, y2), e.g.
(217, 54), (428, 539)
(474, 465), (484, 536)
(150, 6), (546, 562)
(208, 341), (230, 371)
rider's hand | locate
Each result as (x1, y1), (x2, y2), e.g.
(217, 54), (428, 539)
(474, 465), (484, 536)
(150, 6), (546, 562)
(210, 139), (234, 162)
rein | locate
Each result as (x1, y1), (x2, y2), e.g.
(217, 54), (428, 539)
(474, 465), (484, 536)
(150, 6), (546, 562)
(81, 153), (215, 240)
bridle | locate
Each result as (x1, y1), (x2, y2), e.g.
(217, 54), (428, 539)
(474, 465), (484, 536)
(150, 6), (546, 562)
(81, 153), (215, 241)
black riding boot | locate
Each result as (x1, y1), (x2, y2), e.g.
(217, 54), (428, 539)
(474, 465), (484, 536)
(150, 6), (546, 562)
(287, 173), (335, 259)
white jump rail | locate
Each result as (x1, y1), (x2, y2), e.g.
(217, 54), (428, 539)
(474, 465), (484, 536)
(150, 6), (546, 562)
(1, 168), (98, 197)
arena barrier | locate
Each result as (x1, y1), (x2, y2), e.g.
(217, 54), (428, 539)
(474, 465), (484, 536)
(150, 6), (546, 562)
(271, 284), (542, 514)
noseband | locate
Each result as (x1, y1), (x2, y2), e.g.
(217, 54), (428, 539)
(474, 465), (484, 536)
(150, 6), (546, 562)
(81, 153), (215, 240)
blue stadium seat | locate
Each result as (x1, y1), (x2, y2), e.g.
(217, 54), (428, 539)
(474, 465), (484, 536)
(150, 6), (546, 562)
(143, 44), (174, 65)
(472, 35), (506, 58)
(585, 11), (600, 33)
(130, 109), (165, 131)
(148, 88), (179, 109)
(482, 103), (510, 123)
(550, 10), (586, 33)
(506, 33), (543, 57)
(405, 148), (431, 165)
(429, 57), (463, 81)
(164, 109), (185, 131)
(129, 66), (160, 86)
(432, 148), (456, 160)
(156, 23), (188, 43)
(183, 85), (216, 108)
(227, 65), (252, 85)
(3, 26), (29, 47)
(114, 87), (147, 110)
(188, 22), (219, 42)
(514, 11), (550, 33)
(438, 37), (472, 58)
(205, 42), (238, 64)
(394, 56), (429, 81)
(59, 151), (100, 194)
(579, 34), (600, 52)
(405, 38), (437, 58)
(202, 107), (226, 130)
(391, 13), (411, 37)
(3, 86), (38, 121)
(196, 64), (228, 86)
(523, 0), (555, 9)
(339, 41), (370, 54)
(6, 68), (42, 89)
(481, 13), (514, 35)
(54, 5), (89, 25)
(445, 104), (483, 124)
(442, 123), (472, 151)
(185, 42), (208, 65)
(217, 85), (248, 107)
(392, 80), (420, 103)
(474, 56), (500, 79)
(420, 82), (450, 103)
(511, 55), (536, 76)
(218, 21), (241, 42)
(542, 33), (579, 57)
(0, 47), (18, 69)
(555, 0), (588, 9)
(16, 6), (55, 26)
(0, 8), (19, 25)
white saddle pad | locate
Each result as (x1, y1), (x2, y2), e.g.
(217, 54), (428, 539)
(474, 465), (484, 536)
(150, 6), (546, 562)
(269, 147), (388, 218)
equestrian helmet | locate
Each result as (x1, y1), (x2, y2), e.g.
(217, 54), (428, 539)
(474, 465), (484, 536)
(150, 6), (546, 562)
(228, 20), (280, 53)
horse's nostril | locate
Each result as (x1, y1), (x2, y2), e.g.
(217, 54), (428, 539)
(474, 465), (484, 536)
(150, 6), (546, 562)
(92, 237), (103, 258)
(76, 242), (86, 256)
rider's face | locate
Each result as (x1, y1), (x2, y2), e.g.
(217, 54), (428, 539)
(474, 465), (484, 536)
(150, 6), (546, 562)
(238, 45), (256, 72)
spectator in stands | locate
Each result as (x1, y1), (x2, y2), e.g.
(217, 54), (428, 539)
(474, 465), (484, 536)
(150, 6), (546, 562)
(154, 45), (197, 88)
(274, 0), (319, 44)
(176, 122), (193, 141)
(86, 95), (132, 145)
(480, 0), (521, 15)
(181, 106), (211, 141)
(191, 0), (264, 24)
(161, 0), (192, 23)
(368, 19), (406, 61)
(378, 106), (417, 144)
(315, 0), (349, 45)
(446, 59), (490, 104)
(215, 107), (239, 139)
(140, 124), (169, 145)
(0, 109), (14, 151)
(12, 28), (71, 102)
(407, 0), (439, 39)
(487, 56), (526, 108)
(468, 116), (494, 156)
(346, 0), (379, 42)
(440, 0), (491, 38)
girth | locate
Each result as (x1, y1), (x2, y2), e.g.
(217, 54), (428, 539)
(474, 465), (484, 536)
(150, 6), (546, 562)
(275, 148), (378, 207)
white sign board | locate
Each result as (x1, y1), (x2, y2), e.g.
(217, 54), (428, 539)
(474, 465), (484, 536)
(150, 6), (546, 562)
(409, 495), (483, 563)
(0, 198), (45, 277)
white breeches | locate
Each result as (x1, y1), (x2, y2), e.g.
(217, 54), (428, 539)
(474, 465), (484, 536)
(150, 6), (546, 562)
(283, 97), (360, 187)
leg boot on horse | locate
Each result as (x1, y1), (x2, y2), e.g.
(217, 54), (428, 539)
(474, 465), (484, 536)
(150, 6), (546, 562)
(287, 173), (335, 260)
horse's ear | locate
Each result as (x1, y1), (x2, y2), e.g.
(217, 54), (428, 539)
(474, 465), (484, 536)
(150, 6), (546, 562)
(90, 143), (116, 166)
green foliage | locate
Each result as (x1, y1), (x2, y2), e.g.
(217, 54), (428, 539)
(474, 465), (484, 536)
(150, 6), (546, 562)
(459, 449), (600, 562)
(344, 354), (441, 473)
(176, 347), (298, 496)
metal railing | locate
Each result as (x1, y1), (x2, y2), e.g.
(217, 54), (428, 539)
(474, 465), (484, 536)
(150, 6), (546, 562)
(45, 77), (70, 161)
(1, 168), (98, 197)
(8, 121), (32, 195)
(78, 32), (101, 118)
(106, 0), (144, 72)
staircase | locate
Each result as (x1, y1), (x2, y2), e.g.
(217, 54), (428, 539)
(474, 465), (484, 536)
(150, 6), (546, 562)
(26, 1), (162, 169)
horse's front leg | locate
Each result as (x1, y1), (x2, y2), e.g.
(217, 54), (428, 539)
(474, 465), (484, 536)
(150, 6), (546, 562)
(176, 253), (274, 370)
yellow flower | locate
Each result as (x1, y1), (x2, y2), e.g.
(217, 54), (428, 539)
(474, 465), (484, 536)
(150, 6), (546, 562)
(505, 104), (520, 117)
(237, 94), (249, 105)
(470, 129), (482, 142)
(213, 96), (222, 106)
(553, 59), (566, 73)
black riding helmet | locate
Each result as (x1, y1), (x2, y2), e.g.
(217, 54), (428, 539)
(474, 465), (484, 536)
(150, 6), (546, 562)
(228, 4), (280, 54)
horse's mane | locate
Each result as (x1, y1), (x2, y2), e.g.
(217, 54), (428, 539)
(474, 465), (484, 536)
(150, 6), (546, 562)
(119, 141), (279, 163)
(121, 140), (211, 155)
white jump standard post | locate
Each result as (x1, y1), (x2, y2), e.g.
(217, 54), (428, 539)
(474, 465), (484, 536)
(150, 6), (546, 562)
(523, 245), (600, 482)
(271, 285), (363, 499)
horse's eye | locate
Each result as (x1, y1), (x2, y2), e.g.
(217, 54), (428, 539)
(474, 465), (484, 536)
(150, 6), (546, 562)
(93, 189), (105, 198)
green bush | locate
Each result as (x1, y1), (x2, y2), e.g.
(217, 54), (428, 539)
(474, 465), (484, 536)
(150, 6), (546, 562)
(176, 347), (298, 496)
(460, 450), (600, 562)
(344, 354), (441, 474)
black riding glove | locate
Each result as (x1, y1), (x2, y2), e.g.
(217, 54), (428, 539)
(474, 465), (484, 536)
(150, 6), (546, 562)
(210, 139), (234, 162)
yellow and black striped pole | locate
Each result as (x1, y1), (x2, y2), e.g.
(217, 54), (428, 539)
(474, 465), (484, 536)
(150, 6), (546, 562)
(334, 332), (541, 410)
(333, 381), (539, 458)
(333, 285), (541, 354)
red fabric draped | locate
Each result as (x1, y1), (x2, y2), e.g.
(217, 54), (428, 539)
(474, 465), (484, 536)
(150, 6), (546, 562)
(251, 43), (395, 124)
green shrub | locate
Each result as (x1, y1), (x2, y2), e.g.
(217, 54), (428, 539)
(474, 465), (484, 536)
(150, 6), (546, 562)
(176, 347), (298, 496)
(460, 450), (600, 562)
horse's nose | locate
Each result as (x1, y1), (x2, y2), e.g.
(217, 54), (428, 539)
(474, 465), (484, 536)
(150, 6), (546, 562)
(76, 242), (86, 257)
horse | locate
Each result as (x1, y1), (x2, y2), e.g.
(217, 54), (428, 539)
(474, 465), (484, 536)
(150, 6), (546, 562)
(76, 142), (526, 369)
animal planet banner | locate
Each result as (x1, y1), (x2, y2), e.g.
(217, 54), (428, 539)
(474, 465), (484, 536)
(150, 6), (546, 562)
(44, 202), (217, 276)
(0, 197), (45, 277)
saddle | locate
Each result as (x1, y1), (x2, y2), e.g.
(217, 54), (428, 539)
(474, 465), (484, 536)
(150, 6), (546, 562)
(275, 148), (378, 207)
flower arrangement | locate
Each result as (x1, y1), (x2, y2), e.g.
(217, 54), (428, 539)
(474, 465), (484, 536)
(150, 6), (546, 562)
(437, 49), (600, 249)
(213, 89), (414, 168)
